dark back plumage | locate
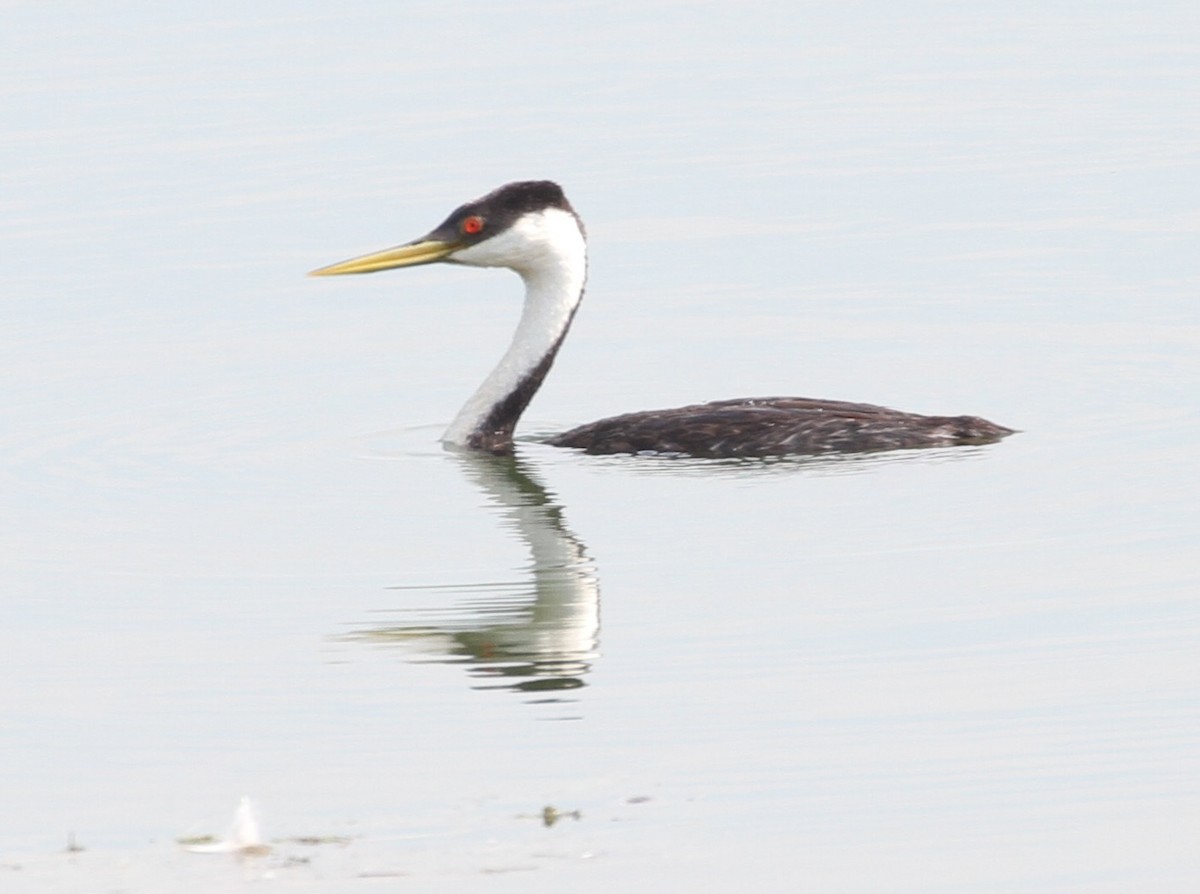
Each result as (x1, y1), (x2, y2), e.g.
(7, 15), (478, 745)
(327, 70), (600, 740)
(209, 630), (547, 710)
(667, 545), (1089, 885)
(548, 397), (1014, 458)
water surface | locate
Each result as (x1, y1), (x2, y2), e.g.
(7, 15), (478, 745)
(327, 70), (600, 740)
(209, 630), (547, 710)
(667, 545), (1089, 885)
(3, 3), (1198, 892)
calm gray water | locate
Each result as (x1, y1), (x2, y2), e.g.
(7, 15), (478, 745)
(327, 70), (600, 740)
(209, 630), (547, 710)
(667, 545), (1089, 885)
(3, 3), (1198, 891)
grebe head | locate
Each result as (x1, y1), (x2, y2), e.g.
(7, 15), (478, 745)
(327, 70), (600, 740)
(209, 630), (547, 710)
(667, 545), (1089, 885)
(309, 180), (584, 279)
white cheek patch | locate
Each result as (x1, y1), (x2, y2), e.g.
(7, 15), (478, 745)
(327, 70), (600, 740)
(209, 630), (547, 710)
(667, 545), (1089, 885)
(452, 228), (527, 267)
(451, 209), (583, 274)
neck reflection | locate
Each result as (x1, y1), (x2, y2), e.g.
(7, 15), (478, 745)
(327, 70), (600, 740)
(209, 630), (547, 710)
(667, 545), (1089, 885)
(344, 451), (600, 714)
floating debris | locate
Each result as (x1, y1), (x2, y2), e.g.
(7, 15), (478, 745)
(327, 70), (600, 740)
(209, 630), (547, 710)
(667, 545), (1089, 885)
(177, 834), (218, 847)
(539, 805), (582, 827)
(283, 835), (353, 847)
(182, 797), (271, 855)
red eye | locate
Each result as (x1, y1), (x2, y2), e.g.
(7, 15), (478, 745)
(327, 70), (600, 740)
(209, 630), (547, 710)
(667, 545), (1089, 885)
(462, 215), (485, 235)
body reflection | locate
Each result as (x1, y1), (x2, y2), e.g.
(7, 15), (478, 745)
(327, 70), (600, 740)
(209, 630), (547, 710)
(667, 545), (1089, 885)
(345, 452), (600, 708)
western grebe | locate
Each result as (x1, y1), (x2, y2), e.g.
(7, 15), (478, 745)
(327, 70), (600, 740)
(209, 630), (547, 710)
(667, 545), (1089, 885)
(311, 180), (1014, 458)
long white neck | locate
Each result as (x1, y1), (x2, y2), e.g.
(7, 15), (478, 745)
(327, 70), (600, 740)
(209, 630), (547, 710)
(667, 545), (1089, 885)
(441, 209), (587, 453)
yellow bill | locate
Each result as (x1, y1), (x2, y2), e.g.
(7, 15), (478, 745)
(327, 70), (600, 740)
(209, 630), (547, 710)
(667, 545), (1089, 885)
(309, 238), (459, 276)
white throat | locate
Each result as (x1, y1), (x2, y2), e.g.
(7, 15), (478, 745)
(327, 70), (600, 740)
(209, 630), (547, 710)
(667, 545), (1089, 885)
(441, 208), (587, 448)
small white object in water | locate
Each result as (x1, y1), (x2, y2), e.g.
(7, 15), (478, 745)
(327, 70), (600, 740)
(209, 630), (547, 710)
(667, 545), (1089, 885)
(184, 796), (270, 855)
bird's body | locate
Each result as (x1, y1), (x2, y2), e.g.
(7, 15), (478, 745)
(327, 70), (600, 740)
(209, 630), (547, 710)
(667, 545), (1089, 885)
(549, 396), (1009, 458)
(312, 181), (1013, 458)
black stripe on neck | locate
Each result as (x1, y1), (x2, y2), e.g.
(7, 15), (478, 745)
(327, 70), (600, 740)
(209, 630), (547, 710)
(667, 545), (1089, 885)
(466, 306), (579, 455)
